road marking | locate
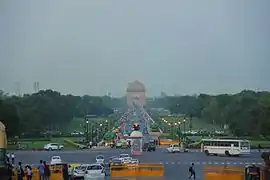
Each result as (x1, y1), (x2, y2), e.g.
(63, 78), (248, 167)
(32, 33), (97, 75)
(25, 161), (265, 167)
(160, 148), (270, 153)
(157, 161), (263, 165)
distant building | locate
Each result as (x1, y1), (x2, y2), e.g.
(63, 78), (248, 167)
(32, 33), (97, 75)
(126, 80), (146, 108)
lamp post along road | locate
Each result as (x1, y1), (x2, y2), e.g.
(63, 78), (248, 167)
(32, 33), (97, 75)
(85, 119), (89, 144)
(183, 119), (186, 141)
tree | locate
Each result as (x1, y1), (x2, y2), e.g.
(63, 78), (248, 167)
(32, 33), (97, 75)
(0, 89), (114, 137)
(149, 90), (270, 136)
(0, 100), (20, 137)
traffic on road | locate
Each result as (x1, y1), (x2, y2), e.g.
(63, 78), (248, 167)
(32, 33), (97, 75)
(2, 107), (267, 179)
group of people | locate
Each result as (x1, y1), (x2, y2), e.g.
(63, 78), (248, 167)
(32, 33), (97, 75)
(37, 160), (51, 180)
(16, 161), (33, 180)
(6, 152), (15, 164)
(16, 160), (51, 180)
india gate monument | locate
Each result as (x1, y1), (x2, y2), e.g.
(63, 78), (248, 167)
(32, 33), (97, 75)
(126, 80), (146, 108)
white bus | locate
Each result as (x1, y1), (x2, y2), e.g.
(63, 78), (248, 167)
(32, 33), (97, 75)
(201, 139), (250, 156)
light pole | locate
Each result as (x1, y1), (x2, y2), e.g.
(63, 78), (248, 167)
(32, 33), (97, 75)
(168, 123), (172, 139)
(174, 122), (178, 140)
(105, 119), (108, 131)
(183, 119), (186, 140)
(177, 122), (181, 140)
(85, 119), (89, 144)
(98, 123), (103, 142)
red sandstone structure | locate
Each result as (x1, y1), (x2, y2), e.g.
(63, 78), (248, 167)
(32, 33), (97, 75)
(126, 80), (146, 108)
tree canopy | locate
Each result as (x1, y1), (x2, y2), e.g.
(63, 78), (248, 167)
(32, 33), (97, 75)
(0, 90), (114, 137)
(149, 90), (270, 136)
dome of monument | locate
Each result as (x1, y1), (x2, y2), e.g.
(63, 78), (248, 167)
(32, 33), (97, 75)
(130, 131), (143, 137)
(126, 80), (146, 92)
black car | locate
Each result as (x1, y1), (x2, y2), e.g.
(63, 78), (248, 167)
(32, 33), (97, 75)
(143, 140), (156, 151)
(147, 140), (156, 151)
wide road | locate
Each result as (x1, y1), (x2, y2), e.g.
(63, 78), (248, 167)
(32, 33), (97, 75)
(13, 148), (265, 180)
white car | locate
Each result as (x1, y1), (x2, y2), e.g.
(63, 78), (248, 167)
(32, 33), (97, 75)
(84, 164), (105, 180)
(167, 144), (180, 153)
(122, 157), (132, 164)
(96, 155), (105, 164)
(71, 131), (84, 136)
(130, 159), (139, 164)
(119, 154), (129, 161)
(71, 164), (89, 179)
(44, 143), (64, 151)
(50, 156), (62, 164)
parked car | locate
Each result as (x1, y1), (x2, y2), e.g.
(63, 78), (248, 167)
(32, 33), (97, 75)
(71, 131), (84, 136)
(44, 143), (64, 151)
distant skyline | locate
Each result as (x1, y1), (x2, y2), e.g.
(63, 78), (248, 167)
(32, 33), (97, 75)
(1, 1), (269, 96)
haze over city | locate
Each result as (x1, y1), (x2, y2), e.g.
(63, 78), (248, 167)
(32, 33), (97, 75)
(1, 0), (269, 96)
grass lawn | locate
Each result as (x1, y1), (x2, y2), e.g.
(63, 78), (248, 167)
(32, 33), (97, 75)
(9, 137), (82, 150)
(250, 140), (270, 148)
(60, 117), (114, 133)
(159, 116), (221, 131)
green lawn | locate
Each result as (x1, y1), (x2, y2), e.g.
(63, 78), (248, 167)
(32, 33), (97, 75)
(250, 140), (270, 148)
(9, 137), (81, 150)
(60, 117), (114, 133)
(159, 116), (221, 131)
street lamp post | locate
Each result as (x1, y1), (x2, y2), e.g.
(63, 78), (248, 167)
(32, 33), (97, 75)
(183, 119), (186, 141)
(177, 122), (181, 140)
(85, 119), (89, 144)
(168, 123), (172, 139)
(90, 122), (94, 143)
(98, 123), (103, 142)
(105, 120), (108, 132)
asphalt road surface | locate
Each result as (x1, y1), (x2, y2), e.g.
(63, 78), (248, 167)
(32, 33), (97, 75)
(12, 148), (265, 180)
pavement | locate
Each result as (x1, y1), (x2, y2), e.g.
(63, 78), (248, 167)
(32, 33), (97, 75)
(12, 147), (265, 180)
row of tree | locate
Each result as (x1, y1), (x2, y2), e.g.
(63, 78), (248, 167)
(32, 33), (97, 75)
(0, 90), (115, 137)
(149, 90), (270, 136)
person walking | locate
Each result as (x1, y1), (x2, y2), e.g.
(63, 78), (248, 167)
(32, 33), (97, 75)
(17, 162), (24, 180)
(37, 160), (45, 180)
(11, 153), (15, 165)
(188, 163), (196, 180)
(258, 144), (262, 152)
(25, 165), (33, 180)
(43, 161), (51, 180)
(8, 163), (13, 180)
(6, 152), (10, 163)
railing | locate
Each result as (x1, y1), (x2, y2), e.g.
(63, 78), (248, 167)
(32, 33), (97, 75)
(204, 165), (266, 180)
(204, 166), (244, 180)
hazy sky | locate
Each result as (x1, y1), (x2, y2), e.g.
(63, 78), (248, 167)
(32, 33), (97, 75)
(1, 0), (269, 96)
